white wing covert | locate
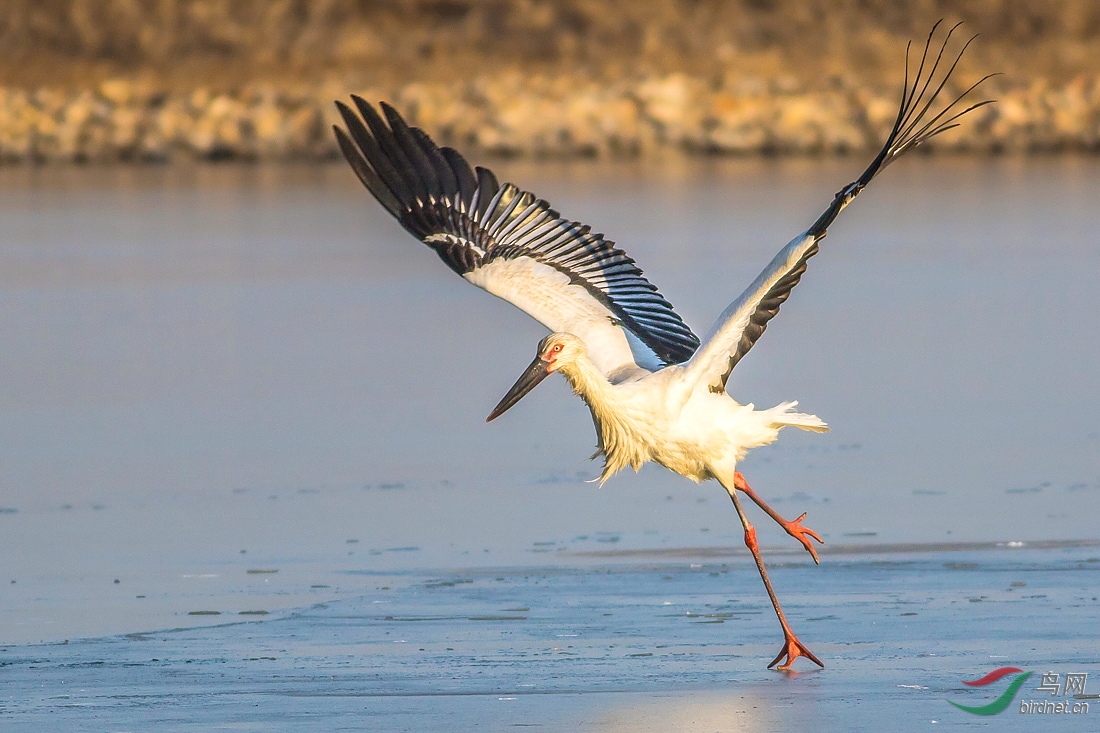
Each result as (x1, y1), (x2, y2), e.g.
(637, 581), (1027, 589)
(333, 98), (700, 378)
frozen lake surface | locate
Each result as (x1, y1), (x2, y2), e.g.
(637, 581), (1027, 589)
(3, 544), (1099, 731)
(0, 158), (1098, 730)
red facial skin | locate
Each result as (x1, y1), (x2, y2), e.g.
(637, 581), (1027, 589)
(543, 342), (564, 371)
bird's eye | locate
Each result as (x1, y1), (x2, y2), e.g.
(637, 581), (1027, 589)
(552, 344), (563, 353)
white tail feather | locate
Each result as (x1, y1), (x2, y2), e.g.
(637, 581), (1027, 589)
(769, 401), (829, 433)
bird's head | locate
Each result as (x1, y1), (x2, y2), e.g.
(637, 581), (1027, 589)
(486, 333), (584, 422)
(537, 332), (586, 372)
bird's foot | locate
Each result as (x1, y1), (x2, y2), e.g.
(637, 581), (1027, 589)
(768, 630), (824, 671)
(731, 472), (823, 563)
(779, 512), (824, 564)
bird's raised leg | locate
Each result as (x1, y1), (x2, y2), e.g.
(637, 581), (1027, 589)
(734, 471), (824, 564)
(723, 483), (824, 671)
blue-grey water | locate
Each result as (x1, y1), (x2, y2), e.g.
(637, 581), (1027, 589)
(0, 158), (1098, 731)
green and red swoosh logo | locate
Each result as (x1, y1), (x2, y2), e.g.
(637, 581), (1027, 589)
(947, 667), (1032, 715)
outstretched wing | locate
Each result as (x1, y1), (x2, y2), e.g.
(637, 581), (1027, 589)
(333, 97), (700, 378)
(680, 21), (995, 395)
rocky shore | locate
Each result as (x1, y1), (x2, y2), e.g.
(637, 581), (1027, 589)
(5, 1), (1100, 161)
(1, 73), (1097, 163)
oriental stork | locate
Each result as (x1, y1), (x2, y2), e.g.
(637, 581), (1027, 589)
(332, 22), (993, 670)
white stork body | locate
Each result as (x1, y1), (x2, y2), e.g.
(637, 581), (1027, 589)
(552, 332), (827, 484)
(332, 22), (991, 671)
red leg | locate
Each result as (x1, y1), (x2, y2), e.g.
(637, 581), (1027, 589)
(734, 471), (824, 564)
(726, 485), (825, 671)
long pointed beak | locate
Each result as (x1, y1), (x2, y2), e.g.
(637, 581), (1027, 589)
(486, 356), (552, 422)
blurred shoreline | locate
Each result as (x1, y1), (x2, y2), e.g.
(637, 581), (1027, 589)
(4, 75), (1098, 164)
(3, 1), (1100, 162)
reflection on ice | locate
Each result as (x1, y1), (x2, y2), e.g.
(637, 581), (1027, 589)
(578, 690), (787, 733)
